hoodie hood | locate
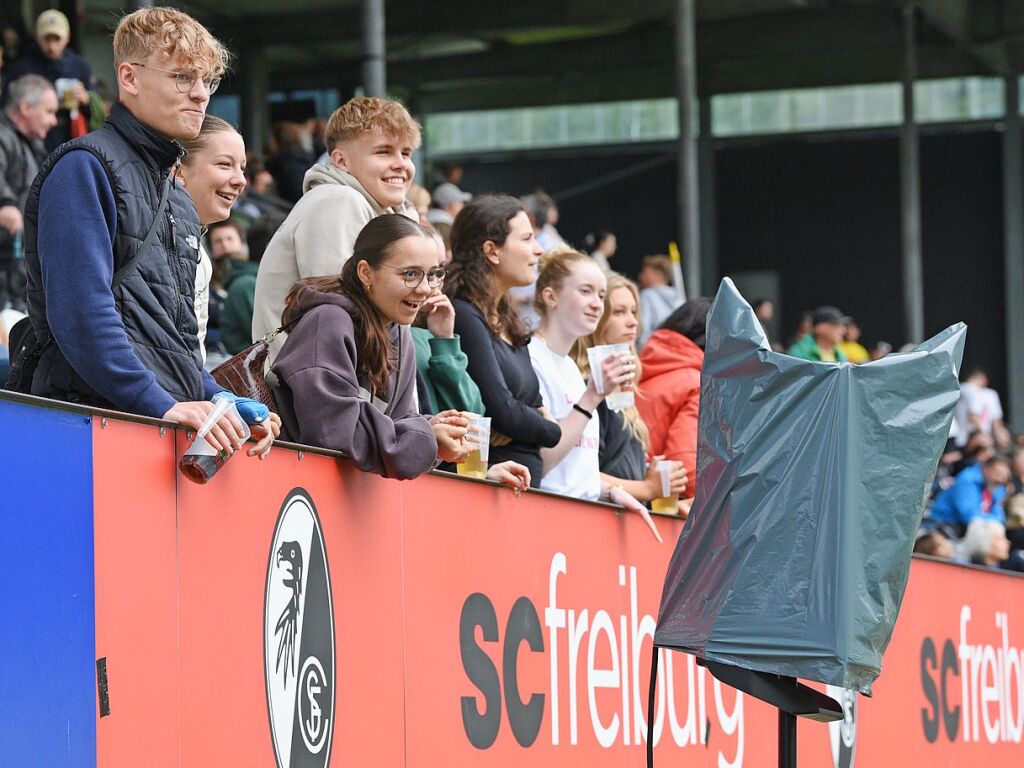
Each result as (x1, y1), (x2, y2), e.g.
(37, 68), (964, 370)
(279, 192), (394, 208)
(640, 328), (704, 380)
(287, 285), (402, 347)
(301, 162), (418, 219)
(222, 259), (259, 291)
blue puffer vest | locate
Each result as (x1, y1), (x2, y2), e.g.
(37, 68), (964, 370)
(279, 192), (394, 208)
(23, 103), (205, 406)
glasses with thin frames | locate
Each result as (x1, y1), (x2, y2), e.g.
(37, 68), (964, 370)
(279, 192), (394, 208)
(130, 62), (221, 95)
(379, 264), (447, 289)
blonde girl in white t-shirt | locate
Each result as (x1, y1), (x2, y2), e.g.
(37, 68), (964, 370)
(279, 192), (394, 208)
(528, 249), (662, 541)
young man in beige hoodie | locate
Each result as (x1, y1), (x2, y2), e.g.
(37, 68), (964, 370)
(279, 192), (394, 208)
(251, 97), (421, 361)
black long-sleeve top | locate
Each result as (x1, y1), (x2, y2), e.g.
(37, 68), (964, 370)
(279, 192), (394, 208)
(453, 299), (560, 486)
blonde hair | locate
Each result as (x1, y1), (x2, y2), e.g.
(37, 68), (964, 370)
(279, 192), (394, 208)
(573, 273), (650, 450)
(113, 7), (229, 76)
(533, 246), (589, 317)
(325, 97), (422, 152)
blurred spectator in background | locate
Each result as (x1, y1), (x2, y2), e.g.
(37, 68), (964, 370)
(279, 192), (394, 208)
(446, 195), (559, 487)
(407, 183), (430, 221)
(913, 530), (955, 559)
(953, 368), (1011, 450)
(266, 121), (316, 204)
(574, 272), (689, 514)
(427, 182), (470, 226)
(208, 219), (246, 260)
(637, 255), (681, 346)
(950, 430), (996, 477)
(870, 340), (892, 361)
(752, 297), (773, 328)
(253, 96), (421, 363)
(433, 220), (452, 264)
(232, 154), (291, 223)
(838, 317), (870, 363)
(789, 311), (813, 348)
(533, 191), (565, 250)
(962, 518), (1011, 570)
(1003, 495), (1024, 571)
(4, 10), (96, 151)
(1012, 447), (1024, 495)
(585, 230), (617, 273)
(636, 297), (713, 500)
(0, 75), (56, 313)
(205, 220), (248, 360)
(929, 456), (1012, 536)
(221, 213), (283, 355)
(787, 306), (848, 362)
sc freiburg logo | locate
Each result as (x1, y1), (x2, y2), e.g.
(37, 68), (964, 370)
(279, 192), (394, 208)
(826, 685), (858, 768)
(264, 489), (336, 767)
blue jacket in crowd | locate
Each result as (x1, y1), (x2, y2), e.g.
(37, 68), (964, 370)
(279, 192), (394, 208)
(929, 463), (1007, 530)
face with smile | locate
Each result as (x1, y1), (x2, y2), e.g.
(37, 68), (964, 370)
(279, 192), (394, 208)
(542, 259), (607, 339)
(359, 235), (440, 325)
(179, 129), (246, 227)
(118, 49), (212, 140)
(601, 286), (640, 346)
(331, 129), (415, 209)
(488, 211), (542, 290)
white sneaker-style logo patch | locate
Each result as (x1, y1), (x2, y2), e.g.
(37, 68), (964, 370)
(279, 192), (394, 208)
(827, 685), (858, 768)
(264, 489), (335, 768)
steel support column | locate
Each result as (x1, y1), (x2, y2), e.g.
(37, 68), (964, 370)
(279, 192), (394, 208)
(900, 4), (924, 345)
(362, 0), (386, 97)
(699, 95), (718, 296)
(239, 45), (269, 156)
(675, 0), (700, 300)
(1003, 75), (1024, 426)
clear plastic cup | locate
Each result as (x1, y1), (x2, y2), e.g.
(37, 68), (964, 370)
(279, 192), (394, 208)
(178, 398), (250, 485)
(587, 343), (635, 411)
(651, 459), (680, 514)
(457, 416), (491, 480)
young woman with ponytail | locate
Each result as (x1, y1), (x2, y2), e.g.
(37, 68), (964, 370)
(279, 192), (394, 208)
(271, 214), (472, 479)
(529, 250), (662, 541)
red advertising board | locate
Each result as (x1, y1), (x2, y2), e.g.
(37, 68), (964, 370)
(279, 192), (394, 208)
(88, 416), (1024, 767)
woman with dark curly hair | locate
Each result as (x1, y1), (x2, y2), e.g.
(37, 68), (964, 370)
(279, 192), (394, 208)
(446, 195), (560, 486)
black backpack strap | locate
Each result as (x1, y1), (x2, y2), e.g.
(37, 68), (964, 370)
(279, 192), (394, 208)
(111, 173), (172, 288)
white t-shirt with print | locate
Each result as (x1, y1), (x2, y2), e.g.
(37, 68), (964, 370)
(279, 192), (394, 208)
(528, 337), (601, 500)
(954, 382), (1004, 446)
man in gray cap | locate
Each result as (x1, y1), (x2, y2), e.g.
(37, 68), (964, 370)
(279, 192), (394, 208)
(426, 181), (471, 225)
(3, 10), (96, 150)
(787, 306), (849, 362)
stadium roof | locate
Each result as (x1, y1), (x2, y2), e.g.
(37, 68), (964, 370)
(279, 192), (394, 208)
(78, 0), (1024, 110)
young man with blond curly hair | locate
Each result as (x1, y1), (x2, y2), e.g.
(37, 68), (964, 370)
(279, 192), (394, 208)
(252, 96), (421, 361)
(22, 7), (278, 456)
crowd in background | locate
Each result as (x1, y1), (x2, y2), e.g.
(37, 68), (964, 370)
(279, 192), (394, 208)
(1, 8), (1020, 563)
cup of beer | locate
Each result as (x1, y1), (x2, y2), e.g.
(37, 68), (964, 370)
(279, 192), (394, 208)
(457, 416), (491, 480)
(178, 397), (250, 485)
(650, 459), (680, 514)
(586, 343), (635, 411)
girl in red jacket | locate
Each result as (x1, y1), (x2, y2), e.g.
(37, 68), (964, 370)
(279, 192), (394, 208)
(636, 297), (712, 500)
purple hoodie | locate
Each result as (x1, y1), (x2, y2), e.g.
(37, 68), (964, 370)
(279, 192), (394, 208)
(272, 287), (437, 479)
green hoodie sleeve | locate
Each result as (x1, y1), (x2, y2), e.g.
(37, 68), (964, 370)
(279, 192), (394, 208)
(426, 334), (485, 415)
(221, 273), (258, 354)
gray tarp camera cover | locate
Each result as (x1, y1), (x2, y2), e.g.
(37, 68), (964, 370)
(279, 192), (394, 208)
(654, 279), (966, 694)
